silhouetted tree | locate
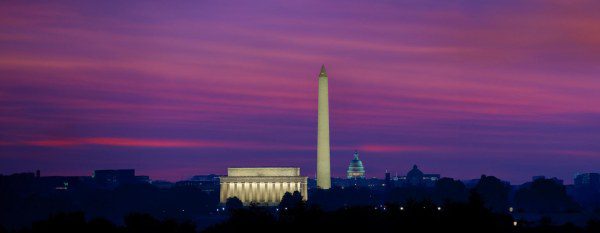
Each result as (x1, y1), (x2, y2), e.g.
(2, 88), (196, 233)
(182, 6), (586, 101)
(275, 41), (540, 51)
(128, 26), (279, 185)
(1, 179), (222, 230)
(308, 186), (375, 210)
(124, 213), (161, 233)
(14, 204), (598, 233)
(573, 185), (600, 212)
(434, 178), (468, 204)
(225, 197), (243, 213)
(279, 191), (303, 210)
(87, 217), (117, 233)
(206, 205), (274, 233)
(156, 219), (196, 233)
(587, 220), (600, 233)
(204, 199), (521, 233)
(386, 186), (431, 204)
(473, 175), (510, 212)
(123, 213), (196, 233)
(514, 178), (579, 213)
(30, 212), (87, 233)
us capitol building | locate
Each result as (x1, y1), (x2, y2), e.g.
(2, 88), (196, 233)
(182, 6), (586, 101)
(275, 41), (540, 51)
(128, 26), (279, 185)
(347, 150), (366, 179)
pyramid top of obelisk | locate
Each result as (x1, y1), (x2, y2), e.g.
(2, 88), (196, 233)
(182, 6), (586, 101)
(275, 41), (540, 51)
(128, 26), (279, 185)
(319, 64), (327, 77)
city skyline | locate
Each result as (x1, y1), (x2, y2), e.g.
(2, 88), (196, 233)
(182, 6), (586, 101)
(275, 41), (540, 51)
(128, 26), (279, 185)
(1, 1), (600, 184)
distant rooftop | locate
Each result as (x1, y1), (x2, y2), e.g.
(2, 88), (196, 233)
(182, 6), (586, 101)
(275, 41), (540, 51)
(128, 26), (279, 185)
(227, 167), (301, 177)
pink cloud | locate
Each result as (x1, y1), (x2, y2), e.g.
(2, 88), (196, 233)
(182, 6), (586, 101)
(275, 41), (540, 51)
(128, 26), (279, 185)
(357, 144), (431, 153)
(12, 137), (314, 151)
(20, 138), (224, 148)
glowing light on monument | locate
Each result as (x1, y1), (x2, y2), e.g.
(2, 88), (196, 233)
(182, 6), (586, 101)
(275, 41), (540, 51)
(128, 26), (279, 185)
(317, 65), (331, 189)
(220, 167), (307, 205)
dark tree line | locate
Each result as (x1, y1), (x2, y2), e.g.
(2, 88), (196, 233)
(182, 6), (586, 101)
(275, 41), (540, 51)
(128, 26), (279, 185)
(2, 175), (599, 232)
(310, 175), (588, 215)
(2, 190), (599, 233)
(514, 178), (579, 213)
(0, 183), (219, 229)
(307, 175), (513, 213)
(0, 212), (196, 233)
(208, 192), (599, 233)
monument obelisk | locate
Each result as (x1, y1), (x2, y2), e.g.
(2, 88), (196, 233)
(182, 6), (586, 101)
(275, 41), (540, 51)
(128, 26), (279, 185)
(317, 64), (331, 189)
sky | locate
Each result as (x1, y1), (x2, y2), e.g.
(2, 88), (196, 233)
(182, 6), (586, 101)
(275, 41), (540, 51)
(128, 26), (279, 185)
(1, 0), (599, 184)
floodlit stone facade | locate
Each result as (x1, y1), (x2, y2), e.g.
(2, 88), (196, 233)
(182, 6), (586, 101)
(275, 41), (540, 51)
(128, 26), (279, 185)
(317, 65), (331, 189)
(220, 167), (308, 205)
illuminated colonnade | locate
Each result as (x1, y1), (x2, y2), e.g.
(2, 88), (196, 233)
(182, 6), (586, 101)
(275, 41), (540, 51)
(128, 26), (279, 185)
(220, 168), (308, 205)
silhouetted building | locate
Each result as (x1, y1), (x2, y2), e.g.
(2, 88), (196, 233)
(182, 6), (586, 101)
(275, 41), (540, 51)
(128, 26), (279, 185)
(93, 169), (137, 187)
(2, 172), (36, 180)
(365, 177), (385, 190)
(175, 175), (220, 192)
(135, 175), (150, 184)
(151, 180), (174, 189)
(189, 174), (220, 192)
(397, 165), (440, 187)
(220, 167), (307, 205)
(347, 150), (366, 179)
(572, 173), (600, 212)
(384, 170), (392, 190)
(0, 172), (37, 191)
(0, 171), (93, 193)
(191, 174), (220, 183)
(574, 173), (599, 190)
(38, 176), (92, 190)
(175, 180), (203, 188)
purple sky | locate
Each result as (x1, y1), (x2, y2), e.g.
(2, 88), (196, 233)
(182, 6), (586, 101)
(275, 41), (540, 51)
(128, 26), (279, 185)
(1, 1), (599, 184)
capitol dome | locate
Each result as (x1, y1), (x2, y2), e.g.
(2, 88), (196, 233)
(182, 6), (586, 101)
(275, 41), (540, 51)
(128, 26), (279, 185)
(347, 150), (366, 179)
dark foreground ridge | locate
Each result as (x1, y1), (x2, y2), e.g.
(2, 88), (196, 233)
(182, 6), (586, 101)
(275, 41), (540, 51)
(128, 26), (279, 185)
(2, 172), (599, 232)
(3, 193), (600, 233)
(207, 197), (600, 233)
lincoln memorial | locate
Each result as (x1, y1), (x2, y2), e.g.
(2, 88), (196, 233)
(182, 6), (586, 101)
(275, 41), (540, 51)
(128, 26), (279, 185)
(220, 167), (308, 205)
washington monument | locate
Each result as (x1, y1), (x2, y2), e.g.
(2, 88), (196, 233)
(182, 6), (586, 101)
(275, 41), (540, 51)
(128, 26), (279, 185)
(317, 65), (331, 189)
